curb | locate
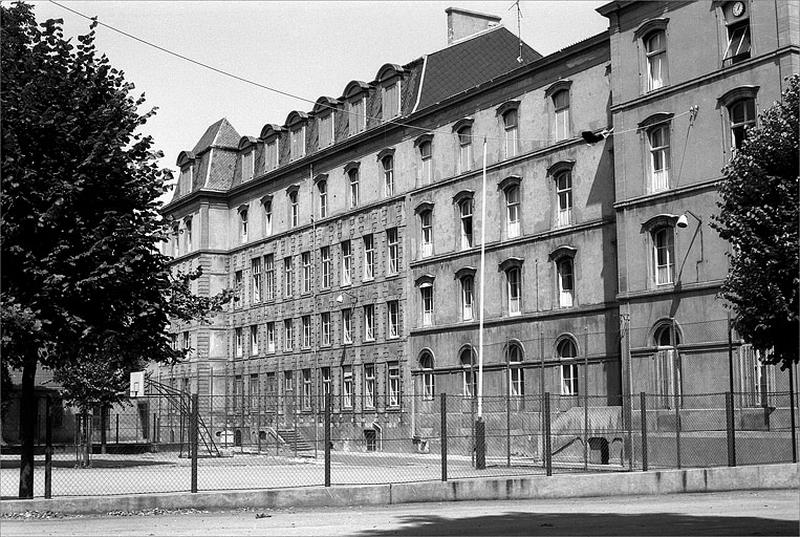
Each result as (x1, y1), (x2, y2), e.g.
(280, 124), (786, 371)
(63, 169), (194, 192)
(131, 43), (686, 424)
(2, 463), (797, 516)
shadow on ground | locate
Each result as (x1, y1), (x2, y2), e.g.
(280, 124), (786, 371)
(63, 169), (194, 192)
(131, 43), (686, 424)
(354, 512), (798, 536)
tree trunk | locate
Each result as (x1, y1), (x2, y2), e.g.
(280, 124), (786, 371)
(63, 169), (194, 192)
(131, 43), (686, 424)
(18, 358), (37, 498)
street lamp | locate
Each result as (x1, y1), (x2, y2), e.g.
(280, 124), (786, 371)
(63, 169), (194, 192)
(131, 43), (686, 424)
(334, 290), (357, 304)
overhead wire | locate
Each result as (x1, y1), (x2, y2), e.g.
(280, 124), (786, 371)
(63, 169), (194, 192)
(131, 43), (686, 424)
(49, 0), (694, 148)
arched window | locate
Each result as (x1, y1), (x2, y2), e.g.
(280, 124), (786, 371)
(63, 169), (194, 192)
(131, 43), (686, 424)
(644, 30), (667, 91)
(420, 352), (435, 400)
(507, 343), (524, 397)
(460, 347), (476, 398)
(382, 155), (394, 197)
(557, 338), (578, 396)
(506, 267), (521, 316)
(459, 198), (474, 250)
(648, 124), (671, 192)
(553, 90), (570, 141)
(457, 125), (473, 174)
(728, 98), (756, 150)
(652, 321), (681, 402)
(653, 322), (681, 347)
(262, 196), (273, 236)
(652, 226), (675, 285)
(419, 209), (433, 258)
(555, 171), (572, 228)
(503, 109), (518, 158)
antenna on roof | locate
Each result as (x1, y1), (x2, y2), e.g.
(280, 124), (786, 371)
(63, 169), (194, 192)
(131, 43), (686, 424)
(508, 0), (524, 63)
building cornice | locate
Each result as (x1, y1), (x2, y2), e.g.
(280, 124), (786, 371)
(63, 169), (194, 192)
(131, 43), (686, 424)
(613, 177), (721, 210)
(617, 279), (724, 302)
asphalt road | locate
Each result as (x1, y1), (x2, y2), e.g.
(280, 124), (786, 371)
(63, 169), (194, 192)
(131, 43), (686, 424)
(4, 489), (799, 536)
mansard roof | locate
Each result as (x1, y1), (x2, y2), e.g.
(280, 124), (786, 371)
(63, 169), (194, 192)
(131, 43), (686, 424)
(191, 117), (240, 155)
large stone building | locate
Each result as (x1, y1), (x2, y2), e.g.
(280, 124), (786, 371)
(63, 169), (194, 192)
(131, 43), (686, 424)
(156, 2), (799, 448)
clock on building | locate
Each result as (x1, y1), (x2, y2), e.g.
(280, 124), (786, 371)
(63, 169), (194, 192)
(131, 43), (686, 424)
(732, 1), (745, 17)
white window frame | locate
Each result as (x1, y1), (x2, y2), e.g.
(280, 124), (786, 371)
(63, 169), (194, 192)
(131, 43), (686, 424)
(318, 113), (334, 148)
(387, 300), (399, 338)
(341, 240), (352, 286)
(420, 354), (434, 401)
(461, 275), (474, 321)
(302, 369), (312, 410)
(364, 364), (376, 408)
(290, 125), (306, 160)
(382, 82), (401, 121)
(649, 125), (671, 192)
(645, 31), (667, 92)
(263, 198), (273, 236)
(363, 304), (375, 341)
(459, 198), (474, 250)
(458, 127), (473, 174)
(264, 254), (275, 300)
(556, 172), (572, 228)
(289, 190), (299, 227)
(653, 226), (675, 286)
(383, 155), (394, 197)
(250, 325), (259, 356)
(251, 258), (262, 303)
(349, 97), (366, 135)
(561, 362), (579, 396)
(506, 267), (521, 316)
(283, 319), (293, 351)
(235, 327), (244, 358)
(284, 257), (294, 297)
(264, 139), (278, 172)
(553, 90), (570, 141)
(363, 234), (375, 281)
(321, 246), (331, 288)
(420, 210), (433, 258)
(241, 151), (255, 182)
(387, 228), (399, 275)
(302, 252), (312, 294)
(239, 208), (249, 243)
(387, 362), (400, 407)
(348, 169), (360, 208)
(342, 366), (353, 409)
(321, 312), (331, 346)
(318, 180), (327, 219)
(420, 284), (433, 327)
(505, 185), (520, 239)
(557, 257), (575, 308)
(267, 322), (275, 352)
(419, 141), (432, 183)
(302, 315), (311, 348)
(342, 308), (353, 344)
(503, 109), (518, 158)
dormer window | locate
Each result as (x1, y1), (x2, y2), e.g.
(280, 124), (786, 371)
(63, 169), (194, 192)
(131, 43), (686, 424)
(178, 166), (192, 196)
(290, 126), (305, 160)
(265, 139), (278, 171)
(349, 97), (366, 135)
(382, 82), (400, 121)
(241, 151), (254, 182)
(318, 113), (334, 148)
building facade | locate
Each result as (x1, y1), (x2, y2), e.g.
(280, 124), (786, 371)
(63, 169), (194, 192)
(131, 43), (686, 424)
(156, 2), (799, 449)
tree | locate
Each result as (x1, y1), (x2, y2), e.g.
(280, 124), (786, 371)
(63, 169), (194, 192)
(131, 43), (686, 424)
(713, 74), (799, 370)
(1, 2), (229, 497)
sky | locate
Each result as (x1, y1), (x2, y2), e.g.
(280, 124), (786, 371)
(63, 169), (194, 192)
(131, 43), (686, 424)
(27, 1), (609, 197)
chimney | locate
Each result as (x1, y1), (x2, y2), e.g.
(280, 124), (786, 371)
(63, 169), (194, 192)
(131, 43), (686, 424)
(446, 7), (502, 45)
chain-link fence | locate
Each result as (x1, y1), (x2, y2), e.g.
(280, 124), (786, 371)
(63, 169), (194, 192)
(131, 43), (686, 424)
(2, 388), (797, 499)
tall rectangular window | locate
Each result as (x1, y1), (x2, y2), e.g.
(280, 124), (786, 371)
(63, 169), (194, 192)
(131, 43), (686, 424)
(561, 363), (578, 396)
(419, 141), (432, 183)
(284, 257), (293, 297)
(289, 191), (299, 227)
(321, 246), (331, 288)
(459, 198), (474, 250)
(503, 109), (518, 158)
(302, 369), (312, 410)
(387, 228), (399, 275)
(249, 373), (259, 412)
(302, 315), (311, 348)
(342, 308), (353, 344)
(342, 366), (353, 409)
(363, 234), (375, 280)
(556, 172), (573, 228)
(250, 325), (259, 355)
(653, 227), (675, 285)
(235, 327), (244, 358)
(387, 300), (399, 338)
(241, 151), (254, 182)
(363, 304), (375, 341)
(382, 82), (400, 120)
(302, 251), (312, 294)
(318, 114), (333, 148)
(421, 286), (433, 327)
(724, 20), (751, 66)
(649, 125), (671, 192)
(420, 210), (433, 258)
(553, 91), (570, 141)
(182, 331), (190, 351)
(348, 169), (360, 209)
(264, 254), (275, 300)
(267, 321), (275, 352)
(290, 126), (305, 160)
(184, 219), (192, 252)
(284, 319), (293, 350)
(557, 257), (574, 308)
(239, 209), (249, 244)
(265, 140), (278, 172)
(349, 97), (366, 135)
(458, 127), (473, 173)
(284, 370), (293, 392)
(317, 180), (327, 219)
(382, 155), (394, 197)
(321, 367), (331, 401)
(364, 364), (375, 408)
(263, 198), (273, 236)
(507, 268), (521, 316)
(388, 362), (400, 407)
(341, 240), (352, 286)
(505, 185), (520, 238)
(320, 312), (331, 346)
(251, 258), (262, 303)
(461, 276), (474, 321)
(645, 31), (667, 91)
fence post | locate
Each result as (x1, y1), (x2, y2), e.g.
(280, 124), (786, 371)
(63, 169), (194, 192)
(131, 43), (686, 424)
(293, 395), (298, 459)
(475, 417), (486, 470)
(544, 392), (552, 476)
(640, 392), (648, 472)
(789, 363), (797, 464)
(190, 393), (198, 493)
(44, 396), (52, 499)
(324, 393), (331, 487)
(100, 406), (107, 455)
(441, 392), (448, 481)
(726, 391), (736, 467)
(506, 388), (511, 468)
(675, 393), (681, 469)
(583, 390), (589, 471)
(115, 414), (119, 445)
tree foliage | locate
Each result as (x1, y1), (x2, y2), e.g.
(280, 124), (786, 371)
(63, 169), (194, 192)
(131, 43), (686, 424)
(713, 74), (799, 369)
(1, 2), (229, 495)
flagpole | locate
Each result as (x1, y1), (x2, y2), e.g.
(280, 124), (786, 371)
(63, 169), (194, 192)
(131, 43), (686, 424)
(475, 136), (488, 469)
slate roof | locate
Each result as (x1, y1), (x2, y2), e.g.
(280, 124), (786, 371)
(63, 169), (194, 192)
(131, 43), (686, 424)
(191, 117), (240, 155)
(415, 26), (542, 110)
